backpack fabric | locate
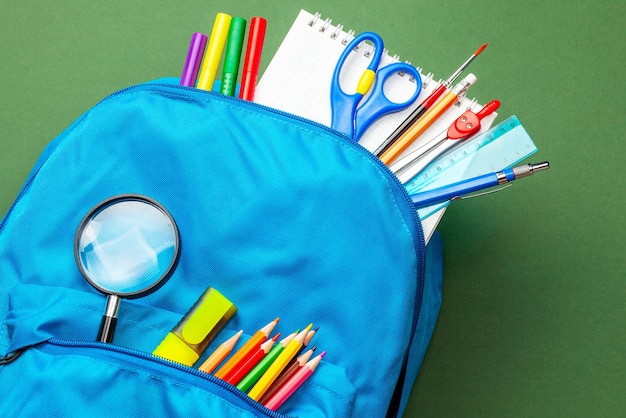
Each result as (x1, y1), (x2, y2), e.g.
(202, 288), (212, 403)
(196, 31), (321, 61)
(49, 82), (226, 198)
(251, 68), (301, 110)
(0, 80), (443, 417)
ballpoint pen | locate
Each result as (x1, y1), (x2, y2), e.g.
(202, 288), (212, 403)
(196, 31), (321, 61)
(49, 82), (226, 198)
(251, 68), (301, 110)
(410, 162), (550, 209)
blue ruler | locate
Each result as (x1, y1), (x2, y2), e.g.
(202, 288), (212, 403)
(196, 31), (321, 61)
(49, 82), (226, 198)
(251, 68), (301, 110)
(403, 115), (538, 219)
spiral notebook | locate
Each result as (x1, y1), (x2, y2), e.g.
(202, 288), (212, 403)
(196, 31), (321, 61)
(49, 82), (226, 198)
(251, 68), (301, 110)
(254, 9), (491, 241)
(254, 9), (494, 156)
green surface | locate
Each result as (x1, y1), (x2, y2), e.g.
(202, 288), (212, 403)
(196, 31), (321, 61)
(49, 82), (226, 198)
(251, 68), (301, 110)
(1, 1), (624, 416)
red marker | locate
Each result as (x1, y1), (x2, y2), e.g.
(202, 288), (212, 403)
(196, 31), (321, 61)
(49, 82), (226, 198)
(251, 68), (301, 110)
(239, 17), (267, 101)
(375, 43), (488, 156)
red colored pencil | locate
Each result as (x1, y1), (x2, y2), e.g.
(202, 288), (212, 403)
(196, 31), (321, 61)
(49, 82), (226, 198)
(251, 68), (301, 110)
(214, 318), (278, 379)
(224, 334), (279, 386)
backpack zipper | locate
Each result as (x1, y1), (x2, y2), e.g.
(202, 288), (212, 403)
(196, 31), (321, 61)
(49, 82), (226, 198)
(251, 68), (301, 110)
(45, 338), (289, 418)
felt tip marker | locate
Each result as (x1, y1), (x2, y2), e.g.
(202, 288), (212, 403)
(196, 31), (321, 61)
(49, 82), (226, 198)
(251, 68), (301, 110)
(220, 17), (247, 96)
(239, 17), (267, 101)
(197, 13), (232, 91)
(180, 32), (208, 87)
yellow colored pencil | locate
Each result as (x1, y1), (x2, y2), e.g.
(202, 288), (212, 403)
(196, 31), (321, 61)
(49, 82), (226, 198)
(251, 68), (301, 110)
(247, 324), (312, 401)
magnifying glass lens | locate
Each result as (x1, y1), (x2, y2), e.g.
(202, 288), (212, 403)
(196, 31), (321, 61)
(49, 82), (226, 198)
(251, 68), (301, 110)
(75, 195), (180, 343)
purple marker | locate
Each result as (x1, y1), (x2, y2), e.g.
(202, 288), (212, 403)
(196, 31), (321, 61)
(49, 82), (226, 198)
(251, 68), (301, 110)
(180, 32), (208, 87)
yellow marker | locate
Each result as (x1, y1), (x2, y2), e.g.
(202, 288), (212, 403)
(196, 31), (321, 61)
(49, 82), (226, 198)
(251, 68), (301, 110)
(153, 287), (237, 366)
(247, 324), (312, 401)
(380, 73), (477, 165)
(197, 13), (232, 91)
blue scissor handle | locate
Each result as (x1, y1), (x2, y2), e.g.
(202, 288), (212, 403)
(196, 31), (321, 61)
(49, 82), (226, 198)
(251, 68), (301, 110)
(353, 62), (422, 141)
(330, 32), (384, 139)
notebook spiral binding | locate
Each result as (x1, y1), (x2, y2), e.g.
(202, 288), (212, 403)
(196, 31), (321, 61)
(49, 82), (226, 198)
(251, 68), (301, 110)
(305, 11), (480, 108)
(305, 12), (429, 88)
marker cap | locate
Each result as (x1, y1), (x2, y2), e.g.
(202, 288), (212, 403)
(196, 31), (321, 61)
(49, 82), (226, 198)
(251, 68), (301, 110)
(152, 287), (237, 366)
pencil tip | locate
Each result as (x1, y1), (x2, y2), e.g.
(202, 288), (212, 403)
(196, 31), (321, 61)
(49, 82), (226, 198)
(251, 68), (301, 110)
(475, 43), (488, 56)
(319, 350), (327, 357)
(271, 333), (280, 341)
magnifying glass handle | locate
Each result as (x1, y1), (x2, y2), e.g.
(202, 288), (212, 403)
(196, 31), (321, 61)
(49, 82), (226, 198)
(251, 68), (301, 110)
(98, 294), (121, 343)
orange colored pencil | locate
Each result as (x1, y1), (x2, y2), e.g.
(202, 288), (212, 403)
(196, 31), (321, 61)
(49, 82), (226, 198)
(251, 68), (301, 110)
(214, 318), (279, 379)
(224, 334), (279, 386)
(198, 330), (243, 373)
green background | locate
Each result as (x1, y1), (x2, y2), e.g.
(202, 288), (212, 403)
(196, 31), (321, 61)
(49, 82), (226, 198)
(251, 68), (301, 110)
(1, 1), (623, 416)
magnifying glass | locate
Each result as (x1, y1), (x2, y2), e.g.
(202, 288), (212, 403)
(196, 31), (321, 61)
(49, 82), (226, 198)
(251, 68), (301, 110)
(75, 194), (180, 343)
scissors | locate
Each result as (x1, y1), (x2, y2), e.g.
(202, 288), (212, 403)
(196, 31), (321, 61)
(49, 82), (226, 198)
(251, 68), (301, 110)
(330, 32), (422, 141)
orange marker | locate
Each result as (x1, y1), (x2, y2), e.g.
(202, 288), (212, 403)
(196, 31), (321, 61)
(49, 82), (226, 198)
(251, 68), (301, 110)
(214, 318), (279, 379)
(198, 330), (243, 374)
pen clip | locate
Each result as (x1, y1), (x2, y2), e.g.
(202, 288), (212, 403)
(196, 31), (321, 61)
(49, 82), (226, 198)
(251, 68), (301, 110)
(451, 182), (513, 201)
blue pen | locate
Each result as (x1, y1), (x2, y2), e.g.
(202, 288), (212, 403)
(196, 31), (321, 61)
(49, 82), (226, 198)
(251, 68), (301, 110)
(410, 162), (549, 209)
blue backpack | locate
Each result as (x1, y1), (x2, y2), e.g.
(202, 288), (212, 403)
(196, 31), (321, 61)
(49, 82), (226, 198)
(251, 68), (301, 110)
(0, 80), (443, 417)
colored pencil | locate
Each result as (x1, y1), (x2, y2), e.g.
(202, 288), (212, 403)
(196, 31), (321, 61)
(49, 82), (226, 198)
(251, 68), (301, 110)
(263, 352), (326, 411)
(214, 318), (279, 379)
(258, 347), (316, 405)
(247, 324), (312, 401)
(198, 330), (243, 373)
(236, 332), (296, 393)
(224, 334), (279, 386)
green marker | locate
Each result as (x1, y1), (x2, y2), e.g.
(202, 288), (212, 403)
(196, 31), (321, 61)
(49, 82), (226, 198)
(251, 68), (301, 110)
(153, 287), (237, 366)
(220, 17), (247, 96)
(236, 331), (296, 392)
